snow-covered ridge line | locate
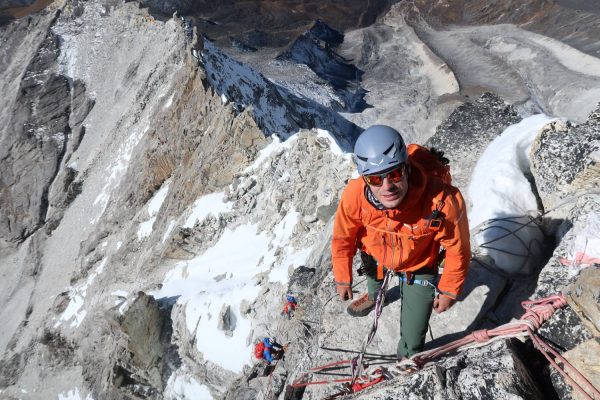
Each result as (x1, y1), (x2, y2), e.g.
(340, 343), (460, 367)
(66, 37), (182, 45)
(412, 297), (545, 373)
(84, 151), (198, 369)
(201, 38), (360, 151)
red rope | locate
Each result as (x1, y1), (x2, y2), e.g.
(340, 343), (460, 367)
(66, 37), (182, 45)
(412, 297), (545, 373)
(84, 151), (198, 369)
(529, 329), (600, 400)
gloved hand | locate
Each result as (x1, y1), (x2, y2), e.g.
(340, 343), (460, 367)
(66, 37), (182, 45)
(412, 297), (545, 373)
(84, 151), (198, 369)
(429, 147), (450, 165)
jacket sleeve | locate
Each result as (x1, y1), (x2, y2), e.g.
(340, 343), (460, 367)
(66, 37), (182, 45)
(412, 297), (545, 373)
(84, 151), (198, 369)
(436, 187), (471, 298)
(331, 182), (363, 287)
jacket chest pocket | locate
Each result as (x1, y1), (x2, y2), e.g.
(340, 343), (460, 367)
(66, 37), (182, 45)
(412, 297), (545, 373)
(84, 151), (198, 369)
(406, 231), (438, 262)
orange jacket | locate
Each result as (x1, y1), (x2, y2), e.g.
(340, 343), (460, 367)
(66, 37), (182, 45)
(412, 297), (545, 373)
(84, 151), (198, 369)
(331, 161), (471, 298)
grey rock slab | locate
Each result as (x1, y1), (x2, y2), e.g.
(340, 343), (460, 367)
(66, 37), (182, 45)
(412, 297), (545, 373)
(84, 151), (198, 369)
(565, 266), (600, 336)
(201, 38), (360, 151)
(548, 338), (600, 400)
(0, 24), (71, 243)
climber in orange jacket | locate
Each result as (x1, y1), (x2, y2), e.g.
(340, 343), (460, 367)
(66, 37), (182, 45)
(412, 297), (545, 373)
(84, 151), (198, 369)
(332, 125), (471, 359)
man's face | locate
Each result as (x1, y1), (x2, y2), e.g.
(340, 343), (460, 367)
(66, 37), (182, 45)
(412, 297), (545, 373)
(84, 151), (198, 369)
(364, 164), (409, 209)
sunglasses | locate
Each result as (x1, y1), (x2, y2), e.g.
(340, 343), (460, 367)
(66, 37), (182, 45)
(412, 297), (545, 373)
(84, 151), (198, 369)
(363, 164), (407, 187)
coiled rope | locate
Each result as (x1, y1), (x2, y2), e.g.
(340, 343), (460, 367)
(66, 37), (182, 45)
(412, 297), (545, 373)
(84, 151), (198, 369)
(292, 294), (600, 400)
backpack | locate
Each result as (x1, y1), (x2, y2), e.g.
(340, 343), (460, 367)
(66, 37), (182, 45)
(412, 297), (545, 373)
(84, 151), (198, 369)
(407, 144), (452, 185)
(254, 341), (265, 359)
(408, 144), (452, 233)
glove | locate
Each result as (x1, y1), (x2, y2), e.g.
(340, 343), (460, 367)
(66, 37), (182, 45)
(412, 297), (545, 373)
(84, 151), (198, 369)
(429, 147), (450, 165)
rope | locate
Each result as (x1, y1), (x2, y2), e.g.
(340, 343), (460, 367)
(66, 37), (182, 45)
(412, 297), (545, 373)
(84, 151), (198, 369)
(409, 295), (568, 366)
(404, 294), (600, 400)
(293, 294), (600, 400)
(350, 268), (394, 386)
(468, 189), (600, 236)
(289, 193), (600, 394)
(469, 190), (600, 274)
(529, 329), (600, 400)
(286, 278), (366, 390)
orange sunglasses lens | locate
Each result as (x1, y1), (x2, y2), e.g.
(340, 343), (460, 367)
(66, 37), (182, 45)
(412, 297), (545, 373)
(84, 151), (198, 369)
(364, 165), (405, 187)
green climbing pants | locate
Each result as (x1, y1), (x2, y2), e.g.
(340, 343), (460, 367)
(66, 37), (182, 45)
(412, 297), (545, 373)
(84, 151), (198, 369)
(366, 270), (436, 358)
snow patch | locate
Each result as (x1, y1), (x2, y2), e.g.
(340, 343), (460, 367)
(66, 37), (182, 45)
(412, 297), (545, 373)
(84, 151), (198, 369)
(162, 220), (177, 243)
(468, 114), (555, 228)
(148, 183), (170, 215)
(137, 216), (156, 240)
(468, 114), (556, 274)
(278, 172), (291, 182)
(245, 134), (298, 172)
(316, 129), (350, 159)
(57, 259), (108, 328)
(164, 94), (174, 109)
(92, 126), (150, 224)
(184, 192), (232, 228)
(112, 291), (130, 315)
(137, 182), (170, 240)
(58, 387), (94, 400)
(164, 368), (213, 399)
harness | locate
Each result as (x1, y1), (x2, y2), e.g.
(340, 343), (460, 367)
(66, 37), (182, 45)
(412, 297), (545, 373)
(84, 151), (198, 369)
(397, 271), (437, 288)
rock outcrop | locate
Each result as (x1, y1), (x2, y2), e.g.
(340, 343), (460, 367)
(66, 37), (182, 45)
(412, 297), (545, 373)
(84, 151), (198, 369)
(530, 105), (600, 220)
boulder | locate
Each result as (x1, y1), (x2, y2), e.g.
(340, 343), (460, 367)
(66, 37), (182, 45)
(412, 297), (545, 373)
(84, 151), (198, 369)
(530, 105), (600, 222)
(218, 304), (236, 336)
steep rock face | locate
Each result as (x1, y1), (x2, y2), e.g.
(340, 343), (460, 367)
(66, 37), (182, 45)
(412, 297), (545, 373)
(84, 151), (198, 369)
(0, 10), (93, 243)
(138, 0), (391, 48)
(515, 109), (600, 397)
(95, 293), (180, 399)
(0, 2), (197, 398)
(530, 106), (600, 218)
(276, 20), (367, 113)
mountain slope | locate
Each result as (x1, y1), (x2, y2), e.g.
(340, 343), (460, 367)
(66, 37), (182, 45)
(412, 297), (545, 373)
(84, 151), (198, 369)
(0, 1), (599, 399)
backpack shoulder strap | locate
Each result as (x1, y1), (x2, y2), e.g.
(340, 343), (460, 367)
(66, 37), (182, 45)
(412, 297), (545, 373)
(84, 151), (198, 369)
(408, 144), (452, 185)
